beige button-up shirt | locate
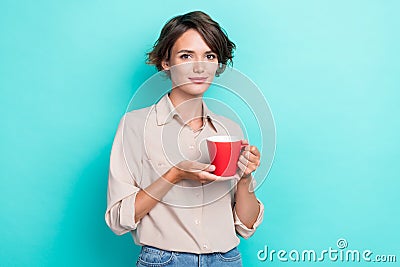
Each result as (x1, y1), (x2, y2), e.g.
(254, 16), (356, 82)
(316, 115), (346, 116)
(105, 94), (264, 254)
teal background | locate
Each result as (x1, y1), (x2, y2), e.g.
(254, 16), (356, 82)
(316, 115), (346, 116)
(1, 0), (399, 266)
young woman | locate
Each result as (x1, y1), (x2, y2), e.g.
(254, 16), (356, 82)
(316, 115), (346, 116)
(105, 11), (264, 267)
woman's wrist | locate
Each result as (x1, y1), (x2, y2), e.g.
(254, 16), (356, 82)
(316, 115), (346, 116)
(163, 166), (182, 184)
(237, 174), (254, 190)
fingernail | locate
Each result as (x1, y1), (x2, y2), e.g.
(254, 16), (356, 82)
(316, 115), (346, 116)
(209, 165), (216, 171)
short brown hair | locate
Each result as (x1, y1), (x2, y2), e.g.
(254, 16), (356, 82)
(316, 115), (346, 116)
(147, 11), (236, 75)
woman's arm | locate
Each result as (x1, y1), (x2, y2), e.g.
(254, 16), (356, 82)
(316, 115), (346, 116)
(105, 114), (218, 234)
(134, 161), (218, 222)
(234, 142), (262, 228)
(234, 175), (260, 228)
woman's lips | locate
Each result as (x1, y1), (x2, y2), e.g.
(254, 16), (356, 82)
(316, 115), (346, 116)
(189, 77), (208, 84)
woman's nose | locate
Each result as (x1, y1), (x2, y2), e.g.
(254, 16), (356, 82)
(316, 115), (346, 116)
(192, 60), (205, 73)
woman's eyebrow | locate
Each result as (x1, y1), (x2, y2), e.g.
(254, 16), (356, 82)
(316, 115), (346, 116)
(177, 49), (215, 54)
(177, 49), (194, 54)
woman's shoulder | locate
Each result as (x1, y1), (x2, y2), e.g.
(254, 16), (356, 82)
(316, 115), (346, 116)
(118, 105), (156, 130)
(125, 105), (155, 121)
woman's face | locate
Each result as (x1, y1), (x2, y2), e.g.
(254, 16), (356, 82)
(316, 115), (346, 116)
(162, 29), (219, 97)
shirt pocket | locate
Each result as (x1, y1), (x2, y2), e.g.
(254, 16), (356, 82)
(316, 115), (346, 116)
(140, 157), (171, 188)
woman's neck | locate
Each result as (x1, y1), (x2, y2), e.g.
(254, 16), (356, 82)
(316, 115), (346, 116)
(169, 89), (204, 129)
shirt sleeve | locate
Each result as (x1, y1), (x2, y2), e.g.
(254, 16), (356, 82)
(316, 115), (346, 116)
(225, 119), (264, 238)
(105, 114), (142, 235)
(233, 199), (264, 239)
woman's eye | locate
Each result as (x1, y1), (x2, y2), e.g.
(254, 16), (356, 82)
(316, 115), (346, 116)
(206, 54), (216, 60)
(180, 54), (191, 59)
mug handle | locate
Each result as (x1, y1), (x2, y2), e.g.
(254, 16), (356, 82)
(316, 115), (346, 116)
(240, 143), (248, 154)
(240, 140), (249, 150)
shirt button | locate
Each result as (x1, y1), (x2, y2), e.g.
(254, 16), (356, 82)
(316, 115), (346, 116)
(195, 193), (200, 197)
(203, 244), (208, 250)
(195, 219), (200, 225)
(157, 162), (164, 167)
(189, 145), (195, 150)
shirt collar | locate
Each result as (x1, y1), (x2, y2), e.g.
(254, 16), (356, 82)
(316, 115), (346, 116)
(155, 93), (179, 125)
(155, 93), (218, 132)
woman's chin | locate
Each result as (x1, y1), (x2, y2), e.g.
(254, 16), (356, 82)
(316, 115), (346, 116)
(174, 83), (210, 96)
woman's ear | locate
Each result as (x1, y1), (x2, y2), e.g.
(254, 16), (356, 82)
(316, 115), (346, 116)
(161, 60), (170, 71)
(215, 62), (225, 77)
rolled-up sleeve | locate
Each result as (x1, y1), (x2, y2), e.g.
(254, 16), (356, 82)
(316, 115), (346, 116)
(105, 114), (142, 235)
(233, 200), (264, 239)
(228, 124), (264, 239)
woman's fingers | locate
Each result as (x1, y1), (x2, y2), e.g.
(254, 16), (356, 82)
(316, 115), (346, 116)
(177, 161), (215, 173)
(239, 155), (257, 171)
(237, 159), (256, 177)
(188, 161), (209, 171)
(175, 160), (219, 183)
(238, 145), (260, 177)
(244, 145), (260, 158)
(241, 151), (259, 165)
(239, 155), (249, 167)
(197, 171), (219, 182)
(190, 162), (215, 172)
(241, 150), (261, 168)
(237, 160), (247, 176)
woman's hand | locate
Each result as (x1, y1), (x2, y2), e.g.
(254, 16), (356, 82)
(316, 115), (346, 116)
(134, 161), (217, 222)
(168, 160), (219, 184)
(238, 140), (261, 178)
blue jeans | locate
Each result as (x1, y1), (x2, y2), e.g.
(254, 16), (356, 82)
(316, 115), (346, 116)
(136, 246), (242, 267)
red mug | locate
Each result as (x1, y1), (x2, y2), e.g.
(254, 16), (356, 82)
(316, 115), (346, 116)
(206, 136), (245, 177)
